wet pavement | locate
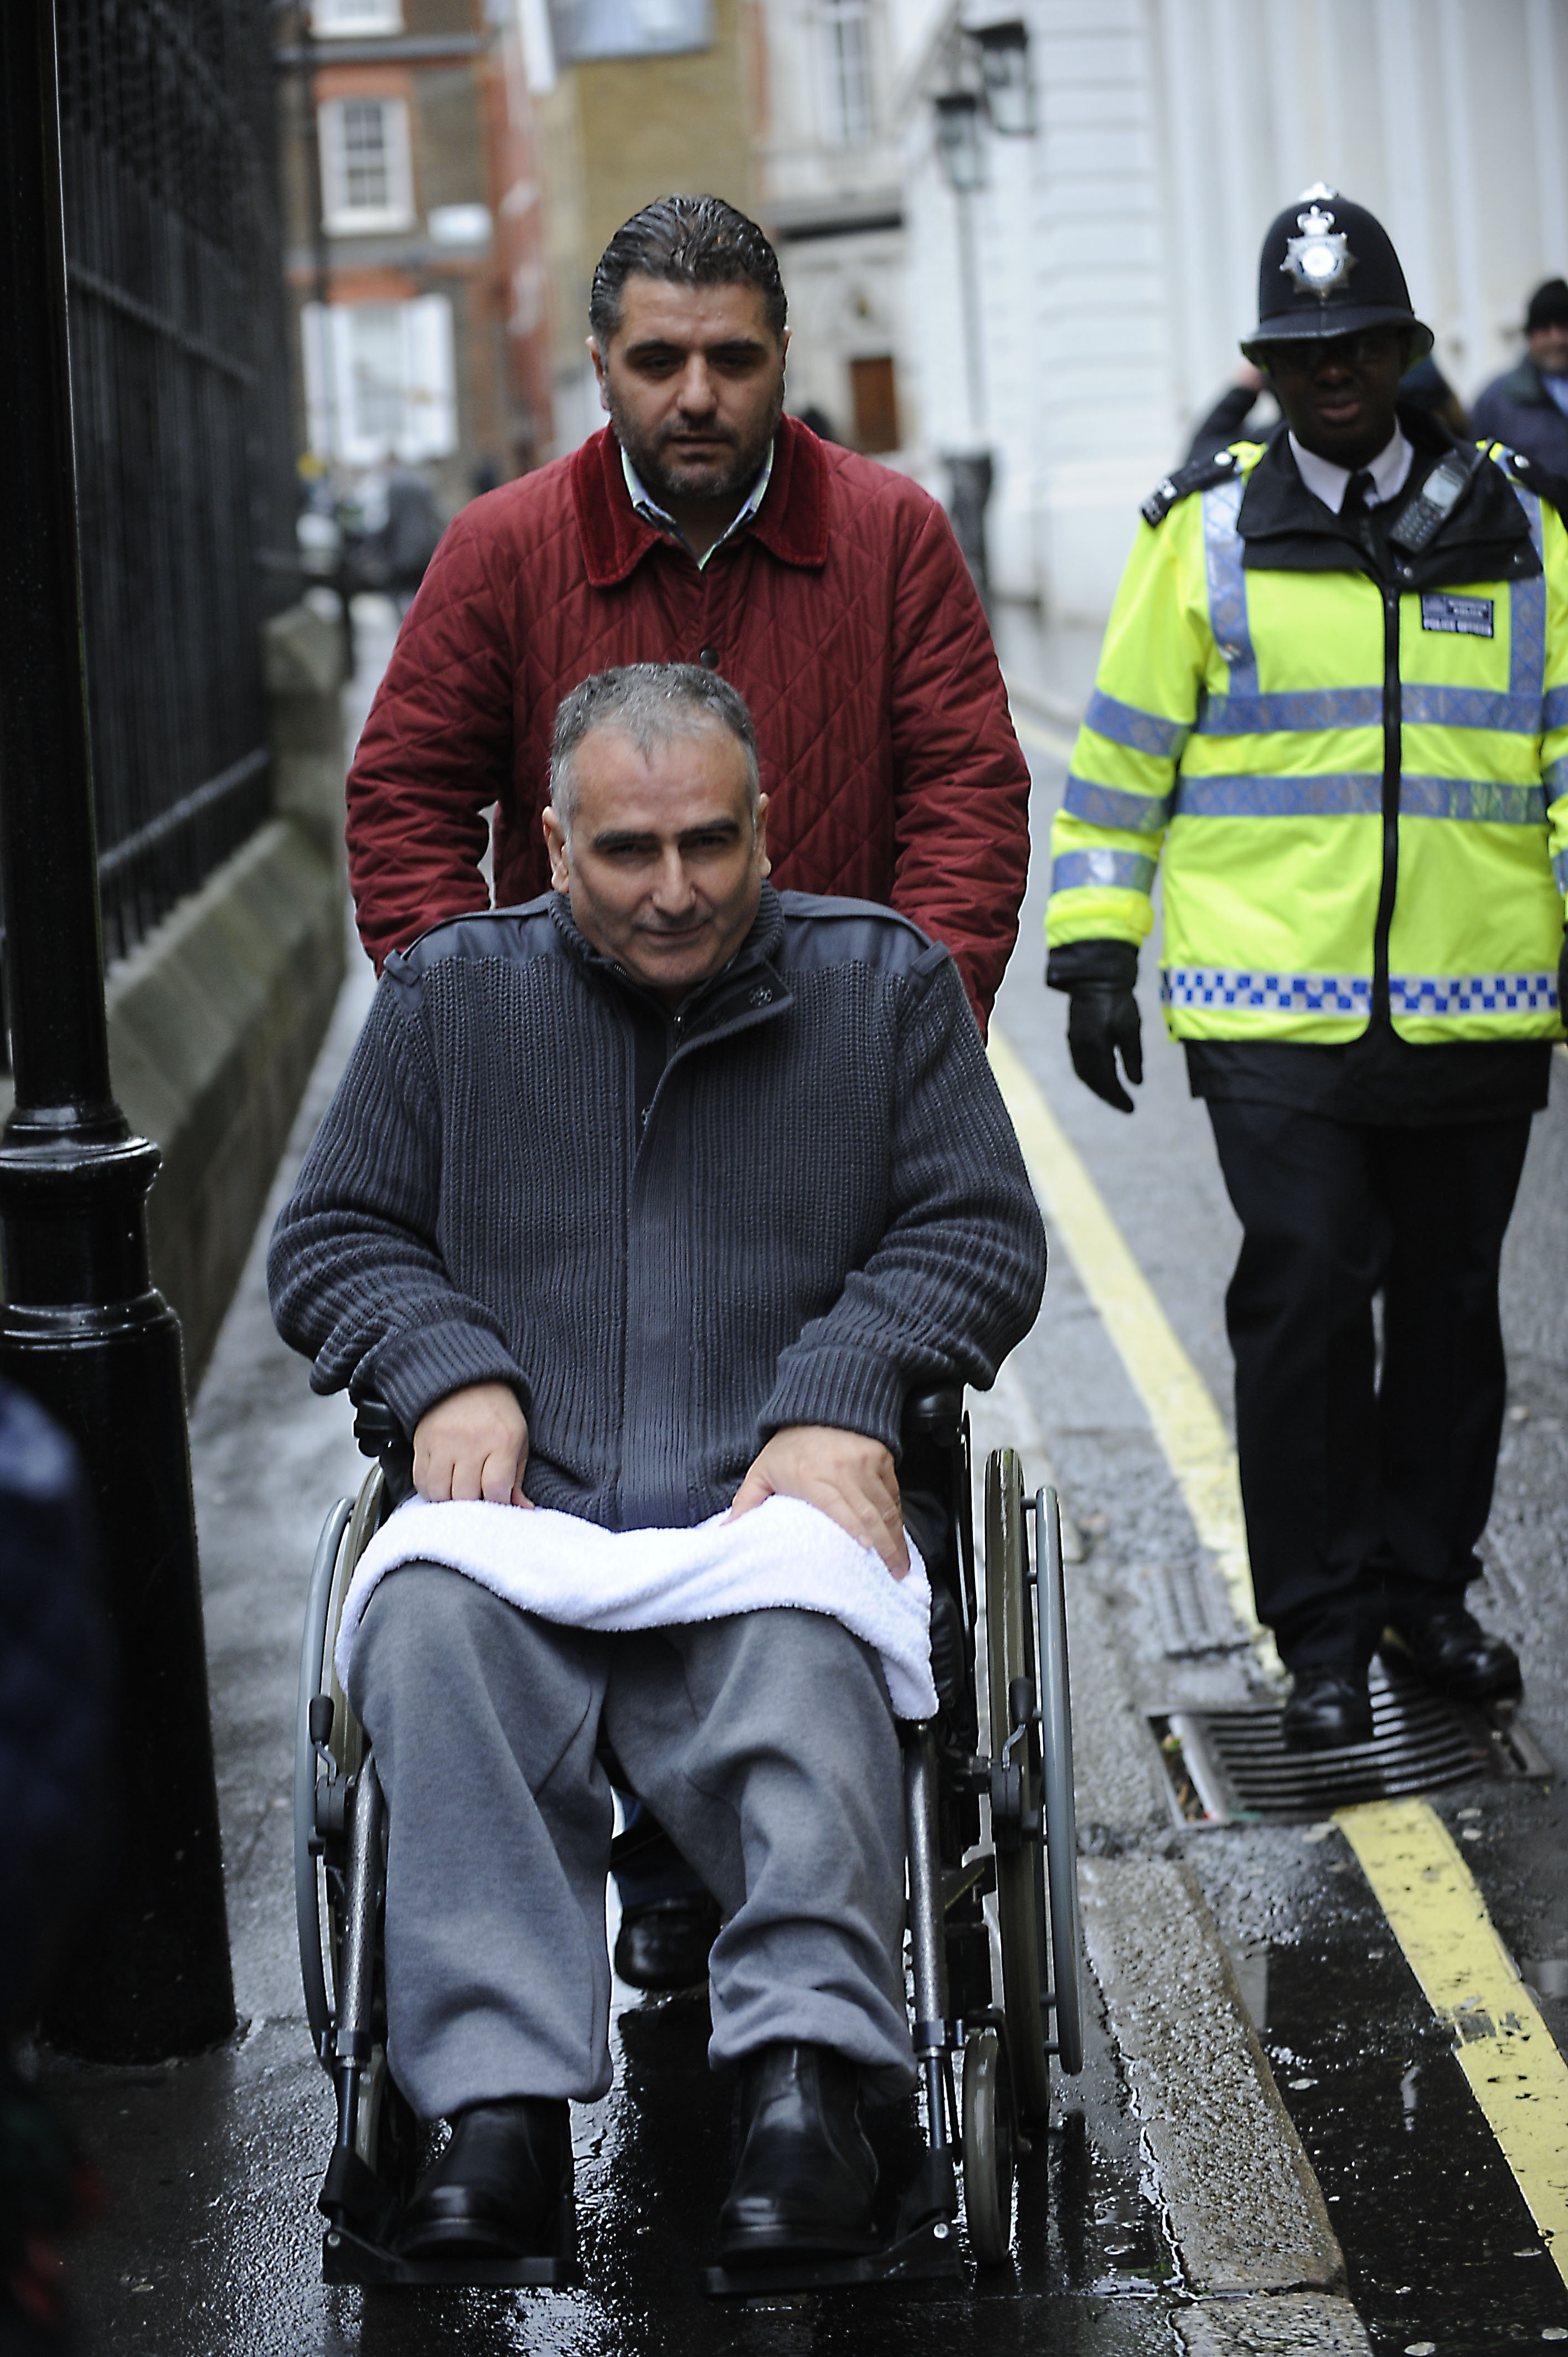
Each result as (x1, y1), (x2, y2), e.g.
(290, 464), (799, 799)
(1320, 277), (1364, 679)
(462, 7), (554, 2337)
(28, 601), (1568, 2353)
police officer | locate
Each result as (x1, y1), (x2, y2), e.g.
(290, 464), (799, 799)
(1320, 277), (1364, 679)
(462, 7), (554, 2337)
(1046, 189), (1568, 1750)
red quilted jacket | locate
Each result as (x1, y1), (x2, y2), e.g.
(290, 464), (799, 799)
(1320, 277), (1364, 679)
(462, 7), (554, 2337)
(345, 415), (1030, 1022)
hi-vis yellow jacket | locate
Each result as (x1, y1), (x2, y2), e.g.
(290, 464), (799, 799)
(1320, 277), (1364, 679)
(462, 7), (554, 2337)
(1046, 436), (1568, 1042)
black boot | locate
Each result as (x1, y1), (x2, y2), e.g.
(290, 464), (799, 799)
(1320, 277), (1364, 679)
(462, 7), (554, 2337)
(716, 2043), (878, 2262)
(396, 2097), (571, 2259)
(1383, 1609), (1522, 1704)
(1281, 1665), (1373, 1752)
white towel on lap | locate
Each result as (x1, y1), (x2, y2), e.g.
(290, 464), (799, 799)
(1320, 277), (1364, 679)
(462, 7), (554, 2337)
(335, 1493), (938, 1720)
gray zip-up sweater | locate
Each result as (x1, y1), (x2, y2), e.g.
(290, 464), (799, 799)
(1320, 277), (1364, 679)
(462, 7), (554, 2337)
(267, 886), (1046, 1529)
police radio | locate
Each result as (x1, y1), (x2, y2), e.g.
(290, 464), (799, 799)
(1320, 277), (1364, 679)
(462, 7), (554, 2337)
(1389, 447), (1483, 553)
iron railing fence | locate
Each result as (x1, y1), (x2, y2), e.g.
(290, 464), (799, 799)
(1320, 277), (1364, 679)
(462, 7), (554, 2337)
(2, 0), (301, 1070)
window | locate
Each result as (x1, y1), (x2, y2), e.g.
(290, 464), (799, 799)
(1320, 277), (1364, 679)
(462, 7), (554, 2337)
(301, 297), (457, 463)
(819, 0), (873, 145)
(317, 97), (414, 234)
(312, 0), (403, 33)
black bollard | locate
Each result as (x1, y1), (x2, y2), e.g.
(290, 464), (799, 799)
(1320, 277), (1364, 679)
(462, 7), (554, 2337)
(0, 0), (234, 2059)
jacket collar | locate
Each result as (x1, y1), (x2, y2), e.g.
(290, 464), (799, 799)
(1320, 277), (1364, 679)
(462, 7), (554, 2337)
(569, 415), (828, 588)
(1236, 409), (1537, 583)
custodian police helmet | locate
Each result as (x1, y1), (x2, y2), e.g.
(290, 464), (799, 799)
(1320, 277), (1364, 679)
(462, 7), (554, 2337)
(1240, 186), (1435, 359)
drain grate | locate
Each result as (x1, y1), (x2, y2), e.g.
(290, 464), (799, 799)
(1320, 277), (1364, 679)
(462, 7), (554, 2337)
(1151, 1656), (1551, 1826)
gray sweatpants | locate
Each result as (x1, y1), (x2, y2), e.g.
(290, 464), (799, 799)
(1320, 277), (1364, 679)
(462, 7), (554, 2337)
(345, 1564), (915, 2119)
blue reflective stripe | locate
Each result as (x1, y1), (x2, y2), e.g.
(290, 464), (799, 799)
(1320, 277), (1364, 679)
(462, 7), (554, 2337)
(1542, 756), (1568, 799)
(1400, 776), (1547, 824)
(1083, 689), (1190, 759)
(1168, 773), (1546, 821)
(1195, 683), (1547, 735)
(1553, 849), (1568, 895)
(1402, 685), (1544, 732)
(1511, 477), (1545, 557)
(1062, 773), (1174, 834)
(1174, 773), (1380, 819)
(1193, 687), (1383, 735)
(1389, 972), (1556, 1016)
(1505, 490), (1546, 714)
(1160, 967), (1557, 1016)
(1161, 969), (1371, 1013)
(1201, 477), (1257, 694)
(1546, 685), (1568, 732)
(1051, 848), (1157, 895)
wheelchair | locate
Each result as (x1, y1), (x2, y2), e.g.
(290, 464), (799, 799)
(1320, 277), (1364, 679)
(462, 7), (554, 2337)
(293, 1388), (1084, 2291)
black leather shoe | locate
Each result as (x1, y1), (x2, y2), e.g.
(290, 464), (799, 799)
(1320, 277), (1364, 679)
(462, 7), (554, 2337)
(395, 2097), (570, 2258)
(717, 2042), (878, 2261)
(613, 1895), (721, 1991)
(1282, 1666), (1373, 1753)
(1384, 1609), (1523, 1704)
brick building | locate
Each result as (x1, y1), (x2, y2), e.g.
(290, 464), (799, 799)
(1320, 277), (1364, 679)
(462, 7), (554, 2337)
(276, 0), (556, 507)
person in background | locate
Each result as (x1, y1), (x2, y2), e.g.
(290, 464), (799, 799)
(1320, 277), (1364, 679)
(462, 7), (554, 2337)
(1471, 277), (1568, 479)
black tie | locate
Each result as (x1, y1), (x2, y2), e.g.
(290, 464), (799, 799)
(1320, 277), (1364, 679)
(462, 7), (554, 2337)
(1341, 468), (1376, 518)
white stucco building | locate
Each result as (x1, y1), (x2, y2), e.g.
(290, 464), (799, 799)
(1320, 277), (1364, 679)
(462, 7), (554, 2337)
(754, 0), (917, 455)
(889, 0), (1568, 620)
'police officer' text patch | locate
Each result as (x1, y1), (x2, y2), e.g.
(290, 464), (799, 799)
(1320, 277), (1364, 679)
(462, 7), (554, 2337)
(1420, 593), (1494, 638)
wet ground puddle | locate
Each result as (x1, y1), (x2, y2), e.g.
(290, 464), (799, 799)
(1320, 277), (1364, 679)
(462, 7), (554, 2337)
(1235, 1883), (1568, 2353)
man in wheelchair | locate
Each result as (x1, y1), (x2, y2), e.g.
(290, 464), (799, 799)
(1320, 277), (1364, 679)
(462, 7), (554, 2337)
(269, 663), (1046, 2271)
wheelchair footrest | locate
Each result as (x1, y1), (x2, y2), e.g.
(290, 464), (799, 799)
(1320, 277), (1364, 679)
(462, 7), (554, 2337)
(321, 2206), (577, 2289)
(700, 2214), (962, 2299)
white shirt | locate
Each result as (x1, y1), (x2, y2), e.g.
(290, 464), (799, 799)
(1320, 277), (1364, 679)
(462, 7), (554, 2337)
(1289, 426), (1414, 514)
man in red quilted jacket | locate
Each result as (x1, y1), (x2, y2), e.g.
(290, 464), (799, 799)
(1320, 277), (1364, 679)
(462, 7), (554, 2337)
(344, 194), (1030, 1033)
(345, 193), (1031, 1998)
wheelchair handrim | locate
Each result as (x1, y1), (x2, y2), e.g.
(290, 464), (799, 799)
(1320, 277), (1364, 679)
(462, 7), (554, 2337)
(296, 1496), (353, 2067)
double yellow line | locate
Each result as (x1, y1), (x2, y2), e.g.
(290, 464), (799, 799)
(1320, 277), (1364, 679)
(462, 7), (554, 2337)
(987, 1020), (1568, 2285)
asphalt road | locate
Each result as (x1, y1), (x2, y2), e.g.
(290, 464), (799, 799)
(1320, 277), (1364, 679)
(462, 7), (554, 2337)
(29, 624), (1568, 2355)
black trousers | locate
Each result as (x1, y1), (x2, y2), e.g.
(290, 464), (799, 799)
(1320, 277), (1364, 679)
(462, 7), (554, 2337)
(1205, 1102), (1532, 1671)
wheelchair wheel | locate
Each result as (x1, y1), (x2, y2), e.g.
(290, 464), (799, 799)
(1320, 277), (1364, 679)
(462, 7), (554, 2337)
(984, 1448), (1051, 2119)
(295, 1463), (386, 2067)
(961, 2024), (1016, 2266)
(1037, 1486), (1085, 2077)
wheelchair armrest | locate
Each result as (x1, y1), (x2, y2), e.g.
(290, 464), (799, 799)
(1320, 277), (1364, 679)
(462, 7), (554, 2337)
(901, 1387), (964, 1447)
(351, 1393), (416, 1508)
(352, 1394), (405, 1459)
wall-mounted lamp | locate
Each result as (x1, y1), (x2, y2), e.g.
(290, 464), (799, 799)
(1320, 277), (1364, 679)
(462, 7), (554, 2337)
(934, 91), (988, 192)
(972, 18), (1034, 137)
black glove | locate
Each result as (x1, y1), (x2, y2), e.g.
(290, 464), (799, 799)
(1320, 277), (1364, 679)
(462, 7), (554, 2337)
(1046, 939), (1143, 1115)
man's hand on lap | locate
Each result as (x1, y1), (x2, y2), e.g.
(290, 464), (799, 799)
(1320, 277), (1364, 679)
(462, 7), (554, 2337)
(413, 1383), (533, 1508)
(730, 1425), (908, 1578)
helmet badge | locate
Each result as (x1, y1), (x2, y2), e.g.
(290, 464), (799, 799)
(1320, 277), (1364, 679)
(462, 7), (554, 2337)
(1280, 184), (1355, 302)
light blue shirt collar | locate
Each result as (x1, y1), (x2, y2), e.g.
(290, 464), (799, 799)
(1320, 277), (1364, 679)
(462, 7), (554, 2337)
(620, 441), (773, 569)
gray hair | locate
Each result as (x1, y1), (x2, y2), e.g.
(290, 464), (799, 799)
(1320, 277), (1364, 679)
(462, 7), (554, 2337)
(549, 665), (761, 837)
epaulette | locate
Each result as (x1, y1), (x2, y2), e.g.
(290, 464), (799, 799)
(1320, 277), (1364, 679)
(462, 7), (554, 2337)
(1484, 441), (1568, 531)
(1140, 446), (1245, 528)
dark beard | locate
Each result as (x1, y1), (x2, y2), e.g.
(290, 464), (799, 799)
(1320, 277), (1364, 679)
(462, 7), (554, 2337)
(607, 382), (785, 512)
